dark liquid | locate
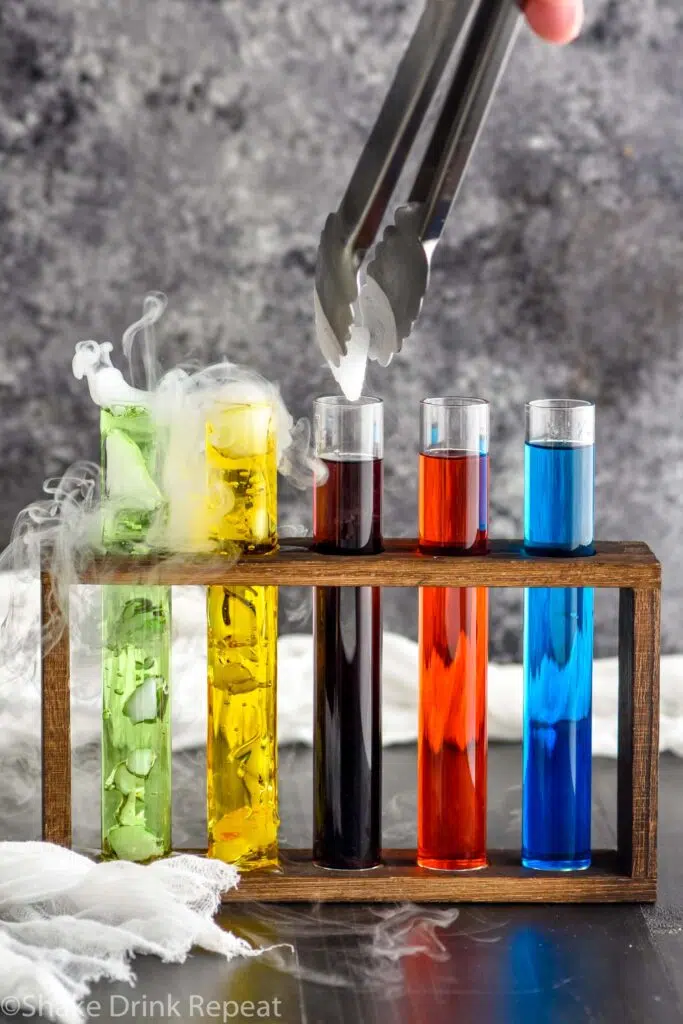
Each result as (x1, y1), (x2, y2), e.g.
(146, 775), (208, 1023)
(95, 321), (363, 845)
(313, 456), (382, 554)
(313, 457), (383, 869)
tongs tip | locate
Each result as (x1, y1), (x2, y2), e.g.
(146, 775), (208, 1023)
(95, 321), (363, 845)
(314, 212), (361, 364)
(365, 203), (429, 358)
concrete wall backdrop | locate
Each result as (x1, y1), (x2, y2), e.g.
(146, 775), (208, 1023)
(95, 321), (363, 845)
(0, 0), (681, 657)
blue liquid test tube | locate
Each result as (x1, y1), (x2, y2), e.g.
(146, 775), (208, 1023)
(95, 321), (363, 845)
(522, 399), (595, 871)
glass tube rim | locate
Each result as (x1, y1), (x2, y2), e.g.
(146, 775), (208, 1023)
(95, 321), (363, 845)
(419, 395), (489, 454)
(421, 396), (489, 409)
(526, 398), (595, 446)
(525, 398), (594, 411)
(314, 394), (383, 460)
(314, 395), (383, 409)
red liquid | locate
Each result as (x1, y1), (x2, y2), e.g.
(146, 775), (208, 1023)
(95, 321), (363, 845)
(418, 450), (489, 870)
(419, 447), (487, 552)
(313, 457), (382, 869)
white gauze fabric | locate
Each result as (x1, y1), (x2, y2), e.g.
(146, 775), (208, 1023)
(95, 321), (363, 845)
(0, 844), (264, 1024)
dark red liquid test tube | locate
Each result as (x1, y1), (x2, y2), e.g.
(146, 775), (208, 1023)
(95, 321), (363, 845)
(312, 397), (383, 870)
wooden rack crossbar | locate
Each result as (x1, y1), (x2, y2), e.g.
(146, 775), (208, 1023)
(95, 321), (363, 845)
(73, 540), (660, 589)
(212, 850), (656, 903)
(40, 539), (661, 903)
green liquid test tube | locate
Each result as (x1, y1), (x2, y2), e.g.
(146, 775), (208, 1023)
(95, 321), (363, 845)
(100, 405), (172, 861)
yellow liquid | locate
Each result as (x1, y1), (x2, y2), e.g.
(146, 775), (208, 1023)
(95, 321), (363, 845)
(207, 584), (278, 868)
(205, 404), (278, 869)
(205, 404), (277, 553)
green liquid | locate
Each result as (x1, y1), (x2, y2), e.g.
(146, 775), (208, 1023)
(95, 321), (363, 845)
(102, 586), (172, 861)
(101, 406), (172, 861)
(101, 405), (165, 554)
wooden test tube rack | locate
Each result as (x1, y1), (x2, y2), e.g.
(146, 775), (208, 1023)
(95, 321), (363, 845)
(40, 539), (661, 903)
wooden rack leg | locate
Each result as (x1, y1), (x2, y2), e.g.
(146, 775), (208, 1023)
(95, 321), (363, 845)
(41, 571), (72, 846)
(617, 586), (660, 880)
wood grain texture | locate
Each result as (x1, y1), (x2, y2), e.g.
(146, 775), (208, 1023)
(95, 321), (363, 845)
(41, 570), (72, 846)
(618, 587), (661, 881)
(215, 849), (656, 903)
(75, 540), (661, 589)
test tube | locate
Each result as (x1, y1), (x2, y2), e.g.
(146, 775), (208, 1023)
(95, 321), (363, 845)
(417, 397), (489, 870)
(206, 402), (279, 870)
(100, 404), (172, 862)
(313, 396), (383, 869)
(522, 399), (595, 871)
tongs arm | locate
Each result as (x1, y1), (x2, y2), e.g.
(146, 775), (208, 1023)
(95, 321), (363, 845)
(410, 0), (521, 249)
(338, 0), (482, 260)
(363, 0), (520, 362)
(315, 0), (482, 359)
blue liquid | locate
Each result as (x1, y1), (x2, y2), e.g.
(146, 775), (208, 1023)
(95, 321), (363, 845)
(524, 442), (594, 555)
(523, 441), (594, 871)
(523, 587), (593, 869)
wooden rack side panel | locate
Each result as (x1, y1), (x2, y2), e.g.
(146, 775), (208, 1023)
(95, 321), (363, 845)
(617, 587), (661, 880)
(41, 571), (72, 847)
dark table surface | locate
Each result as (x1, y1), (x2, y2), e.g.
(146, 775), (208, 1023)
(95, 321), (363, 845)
(3, 743), (683, 1024)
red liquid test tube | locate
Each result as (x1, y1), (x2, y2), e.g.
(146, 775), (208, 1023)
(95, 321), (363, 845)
(418, 397), (489, 870)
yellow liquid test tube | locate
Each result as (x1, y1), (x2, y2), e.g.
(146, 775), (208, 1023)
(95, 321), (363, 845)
(205, 402), (279, 869)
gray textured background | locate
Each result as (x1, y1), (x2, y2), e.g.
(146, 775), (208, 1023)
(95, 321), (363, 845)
(0, 0), (681, 658)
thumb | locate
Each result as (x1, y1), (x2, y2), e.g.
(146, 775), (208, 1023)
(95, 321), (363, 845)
(523, 0), (584, 44)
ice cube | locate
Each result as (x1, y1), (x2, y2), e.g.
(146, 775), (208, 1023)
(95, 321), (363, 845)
(212, 662), (260, 694)
(107, 824), (164, 862)
(359, 276), (398, 368)
(126, 748), (157, 777)
(105, 429), (163, 510)
(208, 404), (274, 459)
(329, 324), (370, 402)
(104, 762), (142, 796)
(123, 676), (162, 723)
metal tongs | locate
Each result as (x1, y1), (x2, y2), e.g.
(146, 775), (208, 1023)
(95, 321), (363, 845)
(314, 0), (521, 367)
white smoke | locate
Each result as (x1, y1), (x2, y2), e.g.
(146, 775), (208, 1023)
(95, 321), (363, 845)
(0, 292), (323, 664)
